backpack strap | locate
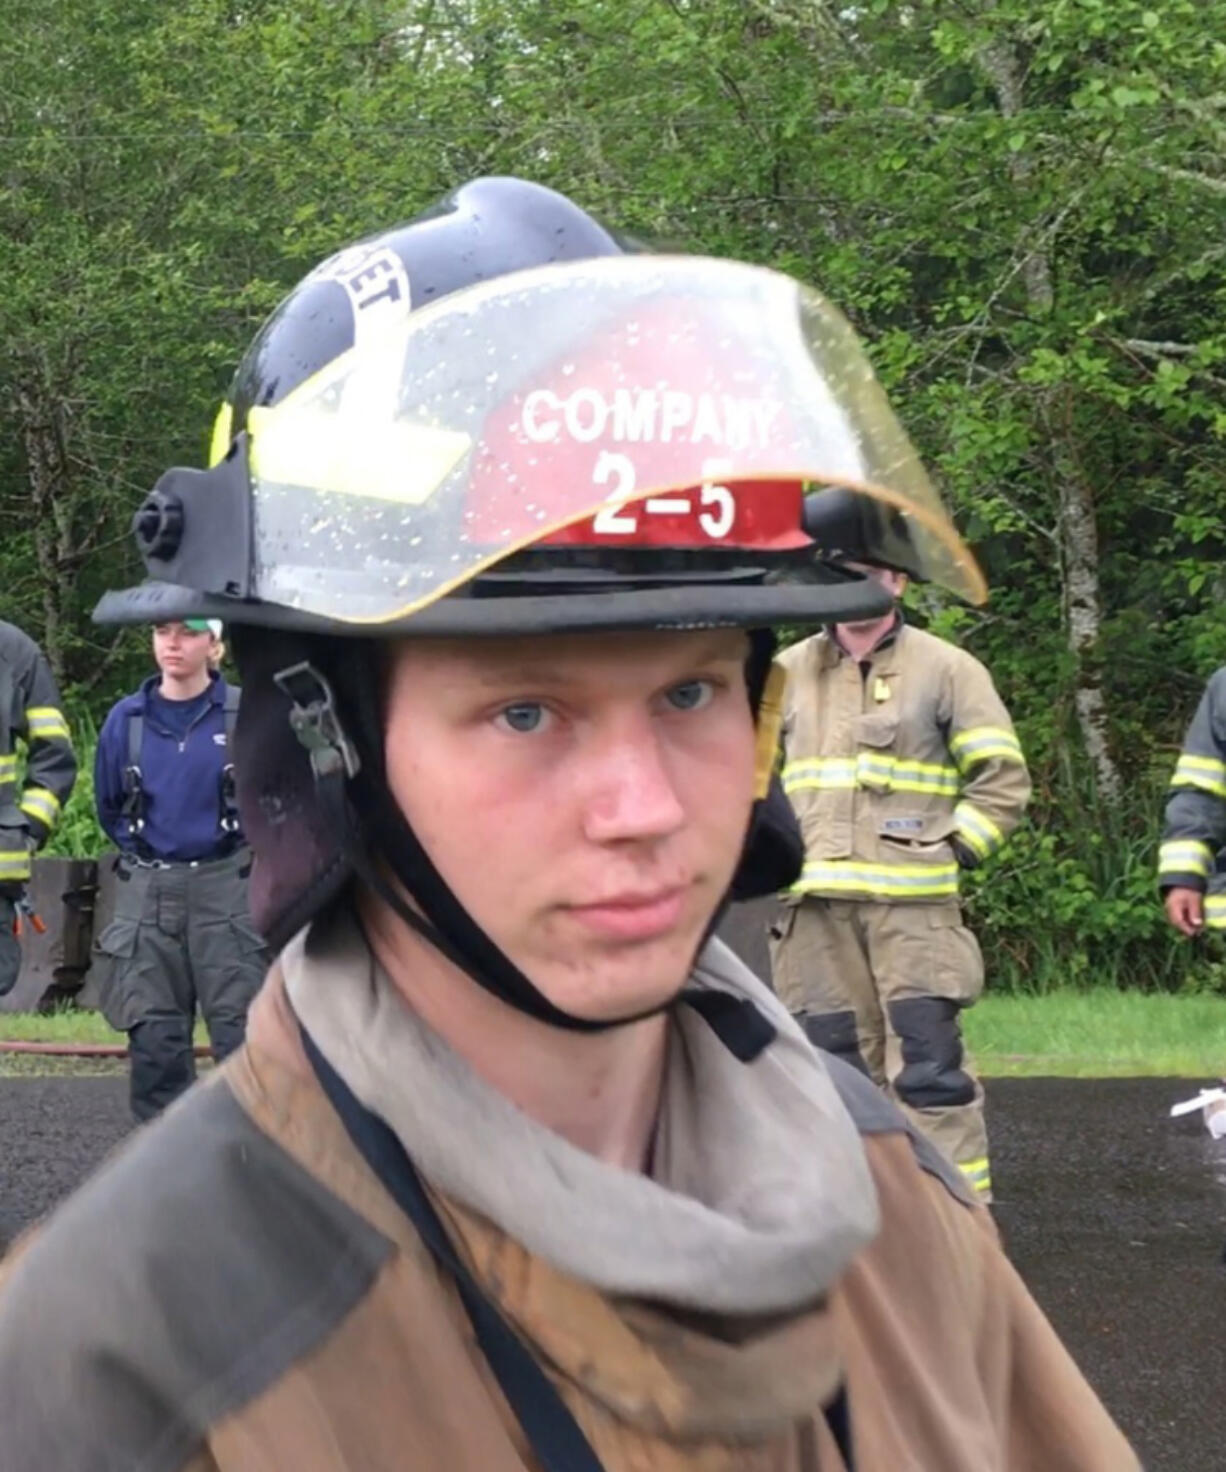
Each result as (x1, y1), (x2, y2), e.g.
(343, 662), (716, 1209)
(222, 684), (241, 743)
(120, 711), (148, 843)
(219, 686), (242, 838)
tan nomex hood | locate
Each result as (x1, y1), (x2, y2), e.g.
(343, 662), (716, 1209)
(285, 906), (879, 1318)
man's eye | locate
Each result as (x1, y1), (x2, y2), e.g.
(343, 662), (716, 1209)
(496, 702), (550, 734)
(665, 680), (714, 712)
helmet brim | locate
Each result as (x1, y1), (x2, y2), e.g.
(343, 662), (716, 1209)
(93, 570), (892, 637)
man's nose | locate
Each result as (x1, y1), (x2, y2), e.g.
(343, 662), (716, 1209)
(581, 717), (686, 844)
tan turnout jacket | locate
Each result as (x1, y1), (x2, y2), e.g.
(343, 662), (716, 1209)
(0, 936), (1135, 1471)
(779, 623), (1031, 902)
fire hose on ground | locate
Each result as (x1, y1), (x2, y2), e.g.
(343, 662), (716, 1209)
(0, 1040), (212, 1058)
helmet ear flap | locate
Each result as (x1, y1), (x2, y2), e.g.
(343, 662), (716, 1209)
(230, 627), (385, 948)
(728, 777), (803, 903)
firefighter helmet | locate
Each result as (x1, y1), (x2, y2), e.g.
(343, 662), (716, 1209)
(94, 178), (985, 1032)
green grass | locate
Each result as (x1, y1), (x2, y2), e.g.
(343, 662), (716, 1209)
(966, 990), (1226, 1078)
(0, 1011), (126, 1044)
(1, 992), (1225, 1078)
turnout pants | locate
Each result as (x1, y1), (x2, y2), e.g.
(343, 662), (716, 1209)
(0, 895), (18, 997)
(92, 851), (269, 1122)
(770, 896), (991, 1200)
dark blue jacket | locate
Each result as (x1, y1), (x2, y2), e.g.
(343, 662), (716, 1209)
(95, 673), (242, 862)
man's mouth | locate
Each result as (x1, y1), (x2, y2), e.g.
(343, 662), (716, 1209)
(564, 885), (691, 942)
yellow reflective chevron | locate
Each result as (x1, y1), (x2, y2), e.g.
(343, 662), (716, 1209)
(1158, 839), (1213, 878)
(783, 754), (959, 797)
(1171, 753), (1226, 799)
(20, 787), (61, 830)
(954, 800), (1004, 860)
(209, 401), (234, 469)
(1206, 894), (1226, 931)
(949, 725), (1023, 770)
(794, 858), (960, 899)
(959, 1157), (992, 1197)
(26, 707), (71, 743)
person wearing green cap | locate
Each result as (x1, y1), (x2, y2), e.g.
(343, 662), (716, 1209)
(92, 619), (268, 1119)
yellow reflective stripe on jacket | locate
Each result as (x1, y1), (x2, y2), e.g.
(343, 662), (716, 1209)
(1206, 895), (1226, 930)
(20, 787), (61, 829)
(949, 725), (1024, 769)
(794, 859), (960, 899)
(0, 852), (31, 881)
(888, 760), (960, 796)
(782, 758), (858, 792)
(959, 1157), (992, 1197)
(25, 706), (71, 743)
(1158, 839), (1213, 878)
(955, 801), (1004, 860)
(1171, 754), (1226, 799)
(0, 755), (17, 781)
(783, 755), (959, 796)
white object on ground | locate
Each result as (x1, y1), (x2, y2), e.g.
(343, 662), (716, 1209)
(1170, 1086), (1226, 1137)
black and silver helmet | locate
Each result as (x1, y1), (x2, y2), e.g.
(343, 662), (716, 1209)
(96, 176), (985, 1035)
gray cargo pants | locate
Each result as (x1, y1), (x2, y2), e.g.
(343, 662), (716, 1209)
(92, 850), (269, 1121)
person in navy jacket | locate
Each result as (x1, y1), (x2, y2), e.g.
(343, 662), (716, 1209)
(93, 618), (268, 1119)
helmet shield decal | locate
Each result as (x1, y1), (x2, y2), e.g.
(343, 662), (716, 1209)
(243, 255), (984, 621)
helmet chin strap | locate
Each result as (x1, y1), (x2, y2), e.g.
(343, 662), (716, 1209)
(274, 658), (778, 1061)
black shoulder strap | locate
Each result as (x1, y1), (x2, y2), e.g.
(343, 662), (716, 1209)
(218, 686), (242, 837)
(222, 684), (241, 746)
(121, 711), (148, 841)
(300, 1025), (606, 1472)
(126, 710), (143, 770)
(300, 1024), (855, 1470)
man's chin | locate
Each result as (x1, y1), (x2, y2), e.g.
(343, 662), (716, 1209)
(527, 929), (707, 1025)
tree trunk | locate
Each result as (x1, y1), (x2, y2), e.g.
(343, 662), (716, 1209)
(977, 32), (1124, 801)
(15, 368), (73, 688)
(1047, 394), (1121, 802)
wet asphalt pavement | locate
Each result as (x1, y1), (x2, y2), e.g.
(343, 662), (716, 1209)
(990, 1076), (1226, 1472)
(1, 1072), (1222, 1469)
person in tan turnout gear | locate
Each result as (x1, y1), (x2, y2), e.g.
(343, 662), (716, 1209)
(0, 180), (1132, 1471)
(772, 489), (1031, 1203)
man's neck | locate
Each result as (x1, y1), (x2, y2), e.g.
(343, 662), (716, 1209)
(158, 670), (211, 701)
(357, 890), (669, 1172)
(833, 611), (898, 664)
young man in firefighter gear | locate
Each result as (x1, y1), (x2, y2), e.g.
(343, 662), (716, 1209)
(0, 619), (76, 996)
(1160, 663), (1226, 936)
(0, 179), (1132, 1471)
(771, 490), (1031, 1203)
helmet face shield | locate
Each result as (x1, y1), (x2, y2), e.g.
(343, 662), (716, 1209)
(238, 255), (984, 623)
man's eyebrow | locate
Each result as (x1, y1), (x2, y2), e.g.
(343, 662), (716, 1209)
(465, 636), (747, 689)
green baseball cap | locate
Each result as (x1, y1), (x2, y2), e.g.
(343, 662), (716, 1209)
(182, 618), (223, 636)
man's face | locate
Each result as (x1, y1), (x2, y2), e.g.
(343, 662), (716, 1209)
(838, 561), (906, 628)
(382, 628), (757, 1022)
(152, 622), (213, 680)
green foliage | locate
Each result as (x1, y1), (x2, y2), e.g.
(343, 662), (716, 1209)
(42, 717), (105, 860)
(0, 0), (1223, 989)
(961, 777), (1205, 995)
